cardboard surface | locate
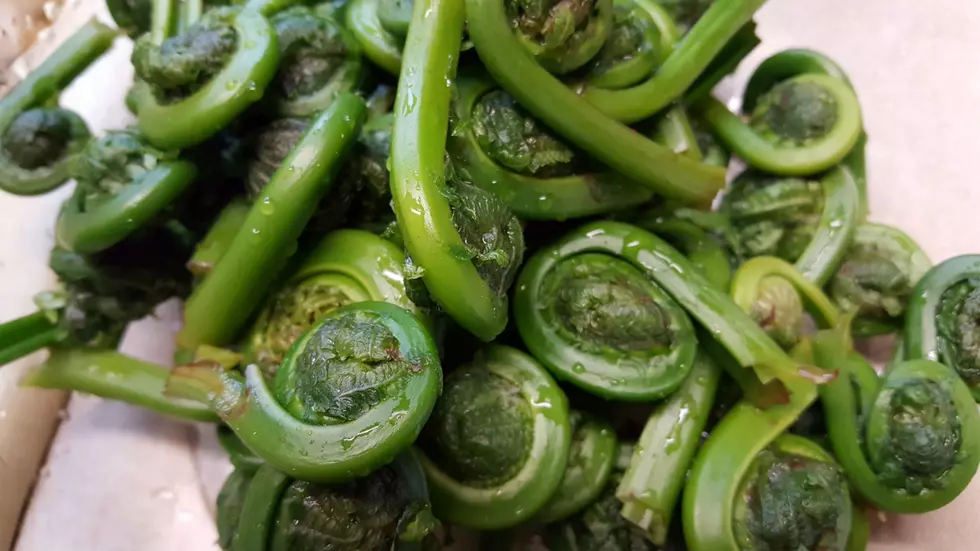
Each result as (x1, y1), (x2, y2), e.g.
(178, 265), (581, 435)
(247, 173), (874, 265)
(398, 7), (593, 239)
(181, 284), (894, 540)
(2, 0), (979, 550)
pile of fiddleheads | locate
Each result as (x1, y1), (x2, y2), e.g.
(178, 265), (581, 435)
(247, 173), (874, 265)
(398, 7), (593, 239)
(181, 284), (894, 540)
(1, 0), (975, 549)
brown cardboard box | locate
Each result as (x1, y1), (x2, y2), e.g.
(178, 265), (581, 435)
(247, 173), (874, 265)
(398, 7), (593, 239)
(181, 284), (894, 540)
(1, 1), (978, 549)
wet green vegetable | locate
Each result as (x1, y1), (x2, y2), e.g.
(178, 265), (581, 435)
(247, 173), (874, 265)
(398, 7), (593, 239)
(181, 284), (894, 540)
(831, 223), (931, 337)
(466, 0), (728, 204)
(6, 3), (976, 548)
(815, 323), (980, 513)
(905, 254), (980, 401)
(720, 166), (860, 286)
(268, 5), (364, 117)
(0, 20), (115, 196)
(578, 0), (765, 123)
(448, 70), (653, 220)
(617, 352), (721, 544)
(224, 450), (436, 551)
(169, 301), (441, 482)
(347, 0), (407, 74)
(391, 0), (525, 341)
(56, 128), (197, 255)
(179, 94), (365, 350)
(132, 0), (292, 149)
(418, 345), (571, 530)
(515, 221), (808, 395)
(245, 229), (417, 376)
(696, 49), (863, 177)
(514, 225), (699, 400)
(536, 411), (618, 523)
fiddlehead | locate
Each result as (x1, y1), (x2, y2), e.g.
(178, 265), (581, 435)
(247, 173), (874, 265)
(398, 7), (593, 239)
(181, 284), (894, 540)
(465, 0), (727, 204)
(814, 325), (980, 513)
(346, 0), (407, 74)
(245, 229), (416, 377)
(582, 0), (661, 90)
(0, 20), (115, 196)
(179, 95), (365, 350)
(132, 0), (289, 150)
(268, 5), (364, 117)
(535, 411), (618, 523)
(169, 302), (441, 482)
(513, 230), (699, 400)
(695, 49), (863, 177)
(740, 49), (869, 214)
(448, 72), (653, 220)
(577, 0), (766, 123)
(417, 345), (571, 530)
(226, 450), (436, 550)
(721, 166), (860, 285)
(617, 352), (721, 544)
(507, 0), (614, 75)
(516, 221), (808, 395)
(733, 436), (853, 551)
(55, 128), (197, 255)
(0, 229), (193, 367)
(829, 223), (931, 337)
(730, 256), (840, 349)
(392, 0), (525, 341)
(683, 356), (830, 550)
(905, 255), (980, 401)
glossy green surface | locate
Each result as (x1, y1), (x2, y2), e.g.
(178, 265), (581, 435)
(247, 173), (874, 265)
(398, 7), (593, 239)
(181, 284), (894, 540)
(817, 328), (980, 513)
(618, 352), (721, 545)
(732, 435), (852, 551)
(269, 6), (365, 117)
(56, 153), (196, 255)
(23, 348), (219, 422)
(732, 256), (840, 337)
(466, 0), (727, 204)
(169, 302), (441, 482)
(419, 345), (571, 530)
(742, 48), (868, 214)
(245, 229), (415, 373)
(581, 0), (767, 122)
(831, 223), (931, 337)
(515, 239), (698, 400)
(536, 412), (618, 523)
(683, 363), (817, 551)
(905, 254), (980, 400)
(511, 0), (614, 75)
(346, 0), (403, 74)
(0, 311), (63, 367)
(794, 167), (861, 285)
(391, 0), (519, 341)
(0, 20), (115, 195)
(448, 72), (653, 220)
(188, 199), (251, 277)
(136, 0), (287, 149)
(697, 74), (862, 177)
(230, 450), (432, 551)
(179, 94), (365, 350)
(516, 221), (802, 386)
